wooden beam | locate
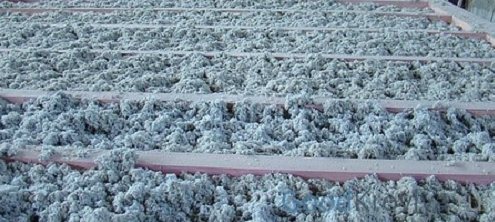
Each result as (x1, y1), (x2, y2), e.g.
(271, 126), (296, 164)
(428, 0), (495, 47)
(1, 89), (494, 116)
(374, 99), (495, 116)
(431, 6), (475, 31)
(4, 148), (495, 185)
(0, 48), (492, 64)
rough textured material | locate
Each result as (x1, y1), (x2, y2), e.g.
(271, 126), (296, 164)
(0, 93), (493, 161)
(0, 10), (456, 30)
(0, 0), (434, 12)
(1, 24), (492, 58)
(1, 52), (494, 101)
(1, 158), (495, 221)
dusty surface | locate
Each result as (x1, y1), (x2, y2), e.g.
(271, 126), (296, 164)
(0, 153), (494, 221)
(1, 52), (494, 101)
(0, 94), (493, 161)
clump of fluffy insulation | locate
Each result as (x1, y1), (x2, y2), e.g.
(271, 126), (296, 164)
(0, 93), (494, 161)
(0, 10), (455, 31)
(0, 157), (494, 221)
(0, 0), (433, 12)
(1, 24), (491, 58)
(1, 52), (494, 101)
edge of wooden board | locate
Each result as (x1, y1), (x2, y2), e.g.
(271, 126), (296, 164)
(427, 0), (495, 47)
(1, 88), (495, 116)
(3, 149), (495, 185)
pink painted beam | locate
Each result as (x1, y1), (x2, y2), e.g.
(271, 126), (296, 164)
(0, 48), (492, 64)
(429, 5), (475, 32)
(35, 23), (487, 40)
(3, 149), (495, 185)
(428, 1), (495, 48)
(336, 0), (430, 8)
(375, 99), (495, 116)
(1, 89), (495, 116)
(0, 88), (291, 105)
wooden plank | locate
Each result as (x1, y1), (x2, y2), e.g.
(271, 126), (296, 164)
(24, 23), (487, 40)
(0, 88), (289, 105)
(428, 0), (495, 47)
(0, 48), (492, 64)
(374, 99), (495, 116)
(3, 148), (495, 185)
(432, 6), (475, 31)
(1, 88), (495, 116)
(0, 7), (451, 21)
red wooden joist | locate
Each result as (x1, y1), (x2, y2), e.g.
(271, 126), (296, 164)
(1, 89), (494, 116)
(3, 149), (495, 185)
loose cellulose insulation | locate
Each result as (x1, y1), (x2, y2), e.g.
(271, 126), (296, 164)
(0, 93), (494, 161)
(1, 151), (495, 222)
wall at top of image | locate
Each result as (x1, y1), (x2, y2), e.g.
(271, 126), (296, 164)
(466, 0), (495, 22)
